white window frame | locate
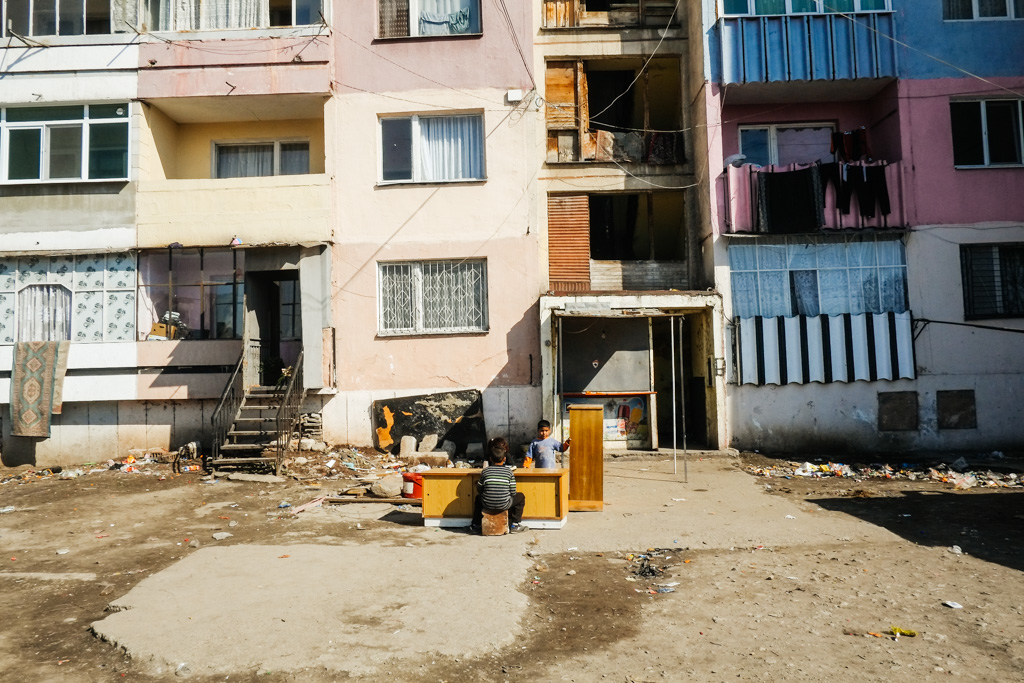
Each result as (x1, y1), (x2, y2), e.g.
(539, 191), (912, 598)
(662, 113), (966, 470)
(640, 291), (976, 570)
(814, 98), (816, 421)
(377, 112), (486, 185)
(377, 259), (489, 336)
(951, 99), (1024, 168)
(0, 0), (115, 37)
(721, 0), (891, 17)
(943, 0), (1024, 21)
(212, 139), (311, 178)
(738, 122), (836, 166)
(0, 103), (130, 184)
(376, 0), (483, 39)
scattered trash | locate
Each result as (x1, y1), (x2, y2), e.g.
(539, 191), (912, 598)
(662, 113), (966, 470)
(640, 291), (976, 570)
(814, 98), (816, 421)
(212, 532), (233, 541)
(277, 502), (292, 509)
(0, 506), (15, 514)
(567, 570), (576, 576)
(943, 601), (963, 609)
(889, 626), (917, 637)
(289, 496), (326, 514)
(746, 459), (1023, 490)
(785, 515), (796, 519)
(56, 549), (69, 555)
(949, 545), (963, 555)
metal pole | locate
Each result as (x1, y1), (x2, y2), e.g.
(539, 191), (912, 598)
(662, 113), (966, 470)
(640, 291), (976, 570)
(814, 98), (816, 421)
(557, 316), (564, 444)
(670, 315), (677, 475)
(679, 316), (688, 483)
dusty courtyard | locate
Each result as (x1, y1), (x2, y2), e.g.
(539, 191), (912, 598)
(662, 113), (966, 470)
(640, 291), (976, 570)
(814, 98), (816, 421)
(1, 452), (1023, 682)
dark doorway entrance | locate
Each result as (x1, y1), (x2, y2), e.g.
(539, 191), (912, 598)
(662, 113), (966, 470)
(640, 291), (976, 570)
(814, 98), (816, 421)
(246, 271), (301, 386)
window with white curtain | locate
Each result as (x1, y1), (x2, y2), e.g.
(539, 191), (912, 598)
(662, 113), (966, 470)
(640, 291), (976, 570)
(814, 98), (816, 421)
(729, 235), (907, 318)
(722, 0), (888, 15)
(17, 285), (72, 342)
(380, 114), (484, 183)
(378, 0), (481, 38)
(378, 259), (488, 335)
(145, 0), (322, 31)
(738, 123), (835, 166)
(943, 0), (1024, 20)
(214, 141), (310, 178)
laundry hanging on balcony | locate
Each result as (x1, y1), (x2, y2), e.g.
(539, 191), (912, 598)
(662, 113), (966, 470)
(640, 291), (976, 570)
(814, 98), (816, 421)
(726, 161), (900, 233)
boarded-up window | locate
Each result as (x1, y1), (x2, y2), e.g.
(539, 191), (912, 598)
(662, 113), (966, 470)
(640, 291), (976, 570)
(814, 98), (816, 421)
(548, 195), (590, 291)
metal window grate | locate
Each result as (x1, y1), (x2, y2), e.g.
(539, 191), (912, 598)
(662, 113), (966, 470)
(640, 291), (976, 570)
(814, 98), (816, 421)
(961, 244), (1024, 318)
(379, 260), (487, 335)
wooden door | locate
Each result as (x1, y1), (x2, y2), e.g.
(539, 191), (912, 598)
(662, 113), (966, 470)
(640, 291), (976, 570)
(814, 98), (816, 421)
(568, 404), (604, 511)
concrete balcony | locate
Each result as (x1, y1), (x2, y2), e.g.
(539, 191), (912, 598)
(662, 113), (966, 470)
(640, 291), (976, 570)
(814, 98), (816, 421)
(136, 174), (331, 248)
(716, 12), (896, 102)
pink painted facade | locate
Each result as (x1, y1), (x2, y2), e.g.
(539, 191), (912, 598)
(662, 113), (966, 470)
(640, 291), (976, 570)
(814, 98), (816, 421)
(898, 77), (1024, 227)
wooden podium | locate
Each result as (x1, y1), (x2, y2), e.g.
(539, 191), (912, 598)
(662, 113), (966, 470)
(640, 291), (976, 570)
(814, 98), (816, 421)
(568, 403), (604, 511)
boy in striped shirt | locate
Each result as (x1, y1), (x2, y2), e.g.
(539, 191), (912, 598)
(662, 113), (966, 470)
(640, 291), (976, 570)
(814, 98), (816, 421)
(471, 438), (527, 534)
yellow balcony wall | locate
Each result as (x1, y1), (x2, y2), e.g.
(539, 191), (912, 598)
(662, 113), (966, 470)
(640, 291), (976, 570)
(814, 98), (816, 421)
(136, 175), (331, 248)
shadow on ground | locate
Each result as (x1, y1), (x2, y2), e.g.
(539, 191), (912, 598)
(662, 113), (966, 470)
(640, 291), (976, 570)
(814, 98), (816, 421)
(815, 489), (1024, 572)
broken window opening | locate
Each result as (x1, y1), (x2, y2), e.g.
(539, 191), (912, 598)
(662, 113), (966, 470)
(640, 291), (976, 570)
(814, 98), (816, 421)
(545, 58), (684, 164)
(588, 192), (687, 262)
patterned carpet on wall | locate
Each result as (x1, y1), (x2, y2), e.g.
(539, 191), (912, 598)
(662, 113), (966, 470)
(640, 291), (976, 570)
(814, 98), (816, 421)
(10, 341), (70, 438)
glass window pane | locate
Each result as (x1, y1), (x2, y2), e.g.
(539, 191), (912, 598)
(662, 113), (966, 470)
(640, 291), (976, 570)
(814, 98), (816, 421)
(174, 250), (203, 286)
(731, 272), (760, 317)
(859, 0), (886, 9)
(723, 0), (750, 12)
(418, 115), (484, 181)
(758, 270), (791, 317)
(943, 0), (973, 19)
(985, 101), (1023, 165)
(7, 1), (30, 35)
(847, 239), (877, 267)
(848, 269), (878, 314)
(787, 240), (820, 269)
(85, 0), (110, 33)
(739, 128), (770, 166)
(8, 129), (42, 180)
(876, 238), (905, 266)
(7, 106), (85, 122)
(817, 242), (847, 268)
(381, 118), (413, 181)
(978, 0), (1008, 16)
(48, 126), (83, 179)
(818, 269), (850, 314)
(379, 263), (416, 331)
(729, 244), (758, 270)
(791, 270), (820, 316)
(170, 285), (201, 337)
(63, 0), (86, 35)
(201, 249), (237, 282)
(90, 104), (129, 118)
(295, 0), (321, 25)
(950, 102), (985, 165)
(280, 142), (310, 175)
(878, 267), (907, 313)
(1016, 0), (1024, 19)
(269, 0), (292, 26)
(775, 126), (833, 165)
(216, 144), (274, 178)
(757, 243), (787, 270)
(139, 251), (171, 286)
(33, 0), (58, 35)
(88, 122), (129, 179)
(791, 0), (817, 11)
(825, 0), (854, 11)
(209, 284), (241, 339)
(753, 0), (786, 14)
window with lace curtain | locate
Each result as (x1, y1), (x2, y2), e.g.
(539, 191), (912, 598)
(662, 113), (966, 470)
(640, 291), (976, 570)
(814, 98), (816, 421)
(378, 0), (481, 38)
(145, 0), (322, 31)
(378, 260), (488, 335)
(214, 141), (310, 178)
(943, 0), (1024, 20)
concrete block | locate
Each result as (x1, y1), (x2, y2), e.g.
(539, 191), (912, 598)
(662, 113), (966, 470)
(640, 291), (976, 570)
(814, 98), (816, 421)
(399, 435), (417, 457)
(418, 433), (439, 452)
(440, 440), (457, 456)
(370, 473), (403, 498)
(399, 454), (450, 468)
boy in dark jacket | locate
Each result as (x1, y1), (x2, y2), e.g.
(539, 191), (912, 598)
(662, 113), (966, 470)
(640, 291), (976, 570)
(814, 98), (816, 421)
(471, 438), (527, 533)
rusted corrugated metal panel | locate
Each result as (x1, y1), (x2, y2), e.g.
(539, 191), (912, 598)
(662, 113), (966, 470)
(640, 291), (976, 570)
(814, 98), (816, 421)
(590, 261), (688, 291)
(548, 195), (590, 287)
(546, 61), (577, 130)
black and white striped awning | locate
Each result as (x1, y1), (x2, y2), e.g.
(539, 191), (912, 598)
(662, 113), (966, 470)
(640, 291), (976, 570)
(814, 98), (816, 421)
(737, 312), (916, 385)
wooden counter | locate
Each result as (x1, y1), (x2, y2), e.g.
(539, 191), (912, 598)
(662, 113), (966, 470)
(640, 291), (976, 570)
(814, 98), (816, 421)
(420, 468), (569, 529)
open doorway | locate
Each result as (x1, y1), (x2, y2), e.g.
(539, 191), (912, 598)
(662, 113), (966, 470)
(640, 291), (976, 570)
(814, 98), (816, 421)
(246, 271), (301, 386)
(651, 316), (707, 450)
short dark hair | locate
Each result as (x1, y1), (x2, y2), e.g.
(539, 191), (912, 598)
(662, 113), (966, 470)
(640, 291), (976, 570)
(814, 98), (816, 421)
(487, 437), (508, 462)
(538, 420), (551, 430)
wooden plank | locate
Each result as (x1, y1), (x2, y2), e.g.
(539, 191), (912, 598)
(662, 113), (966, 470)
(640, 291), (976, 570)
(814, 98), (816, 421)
(545, 61), (578, 130)
(568, 404), (604, 511)
(323, 497), (421, 506)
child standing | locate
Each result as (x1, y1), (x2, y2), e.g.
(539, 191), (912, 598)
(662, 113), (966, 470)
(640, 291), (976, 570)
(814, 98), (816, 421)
(526, 420), (571, 469)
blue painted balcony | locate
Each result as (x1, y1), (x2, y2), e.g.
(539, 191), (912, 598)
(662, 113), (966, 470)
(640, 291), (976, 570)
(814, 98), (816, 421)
(716, 11), (896, 100)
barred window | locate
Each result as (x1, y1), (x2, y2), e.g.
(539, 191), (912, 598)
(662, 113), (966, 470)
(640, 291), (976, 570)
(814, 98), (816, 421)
(961, 244), (1024, 318)
(378, 259), (488, 335)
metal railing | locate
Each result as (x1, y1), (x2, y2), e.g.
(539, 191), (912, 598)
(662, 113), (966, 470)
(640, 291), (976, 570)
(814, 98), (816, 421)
(274, 347), (304, 476)
(210, 338), (261, 463)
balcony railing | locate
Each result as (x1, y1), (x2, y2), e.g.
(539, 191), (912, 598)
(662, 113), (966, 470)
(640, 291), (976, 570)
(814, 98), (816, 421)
(717, 11), (896, 85)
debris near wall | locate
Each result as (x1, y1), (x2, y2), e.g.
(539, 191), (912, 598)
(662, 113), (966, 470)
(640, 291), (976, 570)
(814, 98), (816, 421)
(372, 390), (486, 457)
(745, 456), (1023, 490)
(297, 412), (323, 441)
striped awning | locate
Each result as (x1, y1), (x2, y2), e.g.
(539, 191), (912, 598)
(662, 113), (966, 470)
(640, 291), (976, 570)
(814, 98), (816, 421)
(737, 312), (915, 385)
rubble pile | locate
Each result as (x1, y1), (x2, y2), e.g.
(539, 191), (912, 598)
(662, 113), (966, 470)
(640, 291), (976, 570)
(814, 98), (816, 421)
(297, 412), (323, 441)
(746, 456), (1023, 490)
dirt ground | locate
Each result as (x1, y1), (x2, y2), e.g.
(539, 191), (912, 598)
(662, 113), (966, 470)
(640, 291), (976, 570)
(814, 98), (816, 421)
(1, 451), (1023, 682)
